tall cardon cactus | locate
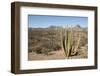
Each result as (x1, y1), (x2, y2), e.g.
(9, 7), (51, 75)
(60, 26), (80, 58)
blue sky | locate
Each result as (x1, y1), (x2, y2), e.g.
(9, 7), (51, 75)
(28, 15), (88, 28)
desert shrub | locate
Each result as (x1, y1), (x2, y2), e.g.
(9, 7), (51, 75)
(41, 43), (52, 50)
(79, 32), (88, 47)
(41, 48), (50, 55)
(31, 46), (50, 55)
(52, 44), (61, 51)
(34, 47), (42, 54)
(28, 47), (33, 53)
(28, 49), (32, 53)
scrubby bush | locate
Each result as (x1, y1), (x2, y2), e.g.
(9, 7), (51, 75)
(34, 47), (42, 54)
(52, 44), (61, 51)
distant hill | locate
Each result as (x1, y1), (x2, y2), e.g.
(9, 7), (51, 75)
(28, 25), (88, 32)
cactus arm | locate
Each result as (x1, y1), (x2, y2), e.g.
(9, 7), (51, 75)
(66, 26), (73, 58)
(63, 28), (68, 57)
(60, 28), (67, 56)
(66, 31), (71, 57)
(63, 36), (67, 56)
(65, 29), (68, 56)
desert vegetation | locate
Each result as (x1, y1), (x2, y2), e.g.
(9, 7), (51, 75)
(28, 25), (88, 60)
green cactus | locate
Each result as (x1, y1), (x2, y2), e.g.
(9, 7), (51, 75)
(61, 26), (80, 58)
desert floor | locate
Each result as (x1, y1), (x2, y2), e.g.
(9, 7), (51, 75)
(28, 45), (88, 61)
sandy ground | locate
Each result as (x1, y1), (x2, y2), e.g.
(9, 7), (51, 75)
(28, 45), (88, 61)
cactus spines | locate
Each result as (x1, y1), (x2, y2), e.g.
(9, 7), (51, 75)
(61, 25), (81, 58)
